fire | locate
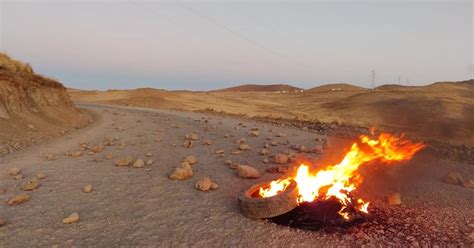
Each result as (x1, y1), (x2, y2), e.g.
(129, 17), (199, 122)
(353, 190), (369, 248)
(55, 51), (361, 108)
(259, 132), (425, 219)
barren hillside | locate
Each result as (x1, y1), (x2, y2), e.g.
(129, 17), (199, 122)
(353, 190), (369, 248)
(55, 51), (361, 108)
(212, 84), (303, 93)
(69, 80), (474, 146)
(308, 83), (367, 92)
(0, 53), (90, 154)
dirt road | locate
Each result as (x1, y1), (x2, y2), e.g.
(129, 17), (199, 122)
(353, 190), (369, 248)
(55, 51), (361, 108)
(0, 104), (472, 247)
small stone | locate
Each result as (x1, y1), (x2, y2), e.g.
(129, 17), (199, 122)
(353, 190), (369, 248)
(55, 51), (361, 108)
(210, 182), (219, 190)
(231, 150), (241, 155)
(236, 165), (260, 179)
(21, 179), (40, 191)
(225, 159), (233, 166)
(8, 194), (30, 206)
(62, 213), (79, 224)
(259, 148), (270, 155)
(146, 153), (153, 157)
(115, 156), (132, 166)
(146, 159), (154, 165)
(169, 162), (193, 180)
(202, 140), (212, 145)
(270, 141), (278, 146)
(249, 131), (259, 137)
(0, 218), (5, 226)
(132, 159), (145, 168)
(195, 177), (212, 191)
(14, 174), (23, 180)
(215, 150), (225, 154)
(262, 158), (269, 164)
(274, 154), (288, 164)
(83, 185), (93, 193)
(183, 155), (198, 165)
(8, 167), (21, 176)
(443, 172), (463, 185)
(185, 133), (198, 140)
(462, 179), (474, 188)
(36, 173), (46, 179)
(388, 193), (402, 205)
(183, 140), (194, 148)
(239, 144), (250, 151)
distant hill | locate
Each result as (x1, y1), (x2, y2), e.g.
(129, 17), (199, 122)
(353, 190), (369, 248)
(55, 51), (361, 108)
(308, 83), (366, 92)
(212, 84), (303, 93)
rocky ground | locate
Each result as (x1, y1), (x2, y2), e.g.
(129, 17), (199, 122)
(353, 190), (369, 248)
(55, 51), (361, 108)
(0, 104), (472, 247)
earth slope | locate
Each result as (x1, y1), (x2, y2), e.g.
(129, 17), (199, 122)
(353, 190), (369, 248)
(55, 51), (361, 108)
(0, 53), (90, 154)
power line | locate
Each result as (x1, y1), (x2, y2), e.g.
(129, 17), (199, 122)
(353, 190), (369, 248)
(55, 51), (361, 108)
(175, 2), (289, 60)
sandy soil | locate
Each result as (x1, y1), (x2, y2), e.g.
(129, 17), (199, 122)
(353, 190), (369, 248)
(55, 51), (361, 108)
(0, 104), (472, 247)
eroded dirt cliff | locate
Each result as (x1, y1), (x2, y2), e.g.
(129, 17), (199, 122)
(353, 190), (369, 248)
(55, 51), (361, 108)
(0, 53), (91, 154)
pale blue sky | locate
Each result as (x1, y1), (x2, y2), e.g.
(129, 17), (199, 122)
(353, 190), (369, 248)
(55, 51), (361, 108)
(0, 1), (472, 90)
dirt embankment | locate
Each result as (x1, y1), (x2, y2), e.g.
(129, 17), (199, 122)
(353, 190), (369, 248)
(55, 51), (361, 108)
(0, 53), (91, 154)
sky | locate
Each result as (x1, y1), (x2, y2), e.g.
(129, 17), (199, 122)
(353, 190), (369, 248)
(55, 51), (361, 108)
(0, 0), (472, 90)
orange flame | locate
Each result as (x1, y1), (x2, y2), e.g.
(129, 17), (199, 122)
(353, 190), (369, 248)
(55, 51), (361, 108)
(259, 132), (425, 219)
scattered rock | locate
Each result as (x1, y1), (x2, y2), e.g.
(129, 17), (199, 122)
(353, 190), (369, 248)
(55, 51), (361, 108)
(266, 165), (290, 173)
(183, 155), (198, 165)
(259, 148), (270, 155)
(202, 140), (212, 145)
(83, 185), (93, 193)
(270, 141), (278, 146)
(195, 177), (213, 191)
(36, 173), (46, 179)
(146, 159), (154, 165)
(210, 182), (219, 190)
(8, 194), (30, 206)
(71, 151), (83, 157)
(13, 174), (23, 180)
(8, 167), (21, 176)
(0, 217), (5, 227)
(62, 213), (80, 224)
(90, 146), (103, 153)
(215, 150), (225, 154)
(249, 131), (259, 137)
(185, 133), (198, 140)
(462, 179), (474, 188)
(443, 172), (463, 185)
(236, 165), (260, 179)
(262, 158), (269, 164)
(169, 162), (193, 180)
(132, 159), (145, 168)
(274, 154), (288, 164)
(387, 193), (402, 205)
(231, 150), (241, 155)
(21, 179), (40, 191)
(183, 140), (194, 148)
(115, 156), (132, 166)
(146, 152), (153, 157)
(239, 144), (250, 151)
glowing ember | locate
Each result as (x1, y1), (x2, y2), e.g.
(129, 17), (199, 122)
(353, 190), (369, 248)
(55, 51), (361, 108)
(259, 132), (425, 220)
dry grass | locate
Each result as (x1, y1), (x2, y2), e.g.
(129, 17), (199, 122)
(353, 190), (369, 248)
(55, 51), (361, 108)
(69, 80), (474, 146)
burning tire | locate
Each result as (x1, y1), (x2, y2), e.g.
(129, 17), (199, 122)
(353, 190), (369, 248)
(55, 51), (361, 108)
(238, 179), (298, 219)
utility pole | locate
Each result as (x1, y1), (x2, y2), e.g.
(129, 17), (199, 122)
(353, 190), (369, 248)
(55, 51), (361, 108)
(398, 75), (401, 85)
(406, 77), (410, 86)
(371, 70), (376, 90)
